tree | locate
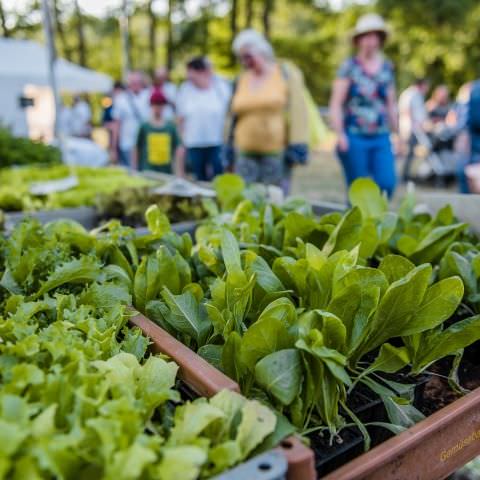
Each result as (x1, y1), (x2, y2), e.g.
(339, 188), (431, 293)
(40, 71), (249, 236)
(73, 0), (87, 66)
(229, 0), (238, 63)
(245, 0), (254, 28)
(147, 0), (157, 72)
(0, 0), (11, 37)
(52, 0), (71, 60)
(166, 0), (174, 70)
(376, 0), (480, 91)
(3, 0), (480, 105)
(262, 0), (274, 38)
(119, 0), (131, 79)
(199, 1), (212, 55)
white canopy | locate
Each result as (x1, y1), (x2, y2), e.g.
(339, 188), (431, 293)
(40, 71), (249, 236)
(0, 37), (113, 138)
(0, 37), (112, 93)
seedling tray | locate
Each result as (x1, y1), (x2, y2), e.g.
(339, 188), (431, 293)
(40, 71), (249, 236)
(140, 306), (480, 480)
(311, 427), (364, 477)
(212, 451), (288, 480)
(322, 386), (480, 479)
(310, 200), (346, 216)
(4, 207), (198, 238)
(4, 206), (98, 231)
(129, 310), (316, 480)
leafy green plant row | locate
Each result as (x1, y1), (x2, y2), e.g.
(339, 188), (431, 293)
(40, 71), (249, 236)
(96, 187), (207, 227)
(0, 165), (153, 212)
(0, 218), (282, 479)
(3, 172), (480, 475)
(202, 176), (480, 317)
(129, 176), (480, 447)
(0, 128), (60, 169)
(139, 216), (476, 443)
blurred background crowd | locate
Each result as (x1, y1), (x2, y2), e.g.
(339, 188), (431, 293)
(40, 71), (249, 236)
(2, 0), (480, 200)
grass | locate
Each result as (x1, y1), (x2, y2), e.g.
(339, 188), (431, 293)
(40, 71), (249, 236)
(290, 146), (456, 206)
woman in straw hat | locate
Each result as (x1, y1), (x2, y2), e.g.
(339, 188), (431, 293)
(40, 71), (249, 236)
(329, 13), (398, 197)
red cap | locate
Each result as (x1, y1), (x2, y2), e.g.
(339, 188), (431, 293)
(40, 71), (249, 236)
(150, 89), (167, 105)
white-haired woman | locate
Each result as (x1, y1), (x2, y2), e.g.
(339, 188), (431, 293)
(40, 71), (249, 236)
(227, 29), (309, 192)
(329, 14), (398, 197)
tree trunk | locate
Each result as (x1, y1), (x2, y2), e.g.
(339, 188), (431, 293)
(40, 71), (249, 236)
(119, 0), (130, 80)
(245, 0), (254, 28)
(262, 0), (274, 38)
(201, 4), (210, 55)
(0, 0), (11, 37)
(73, 0), (87, 66)
(128, 7), (134, 70)
(229, 0), (238, 64)
(52, 0), (71, 60)
(148, 0), (157, 73)
(166, 0), (173, 70)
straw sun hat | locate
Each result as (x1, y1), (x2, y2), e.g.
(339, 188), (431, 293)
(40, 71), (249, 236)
(351, 13), (390, 42)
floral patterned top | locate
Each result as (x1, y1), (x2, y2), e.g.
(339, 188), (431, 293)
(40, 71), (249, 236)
(338, 56), (395, 135)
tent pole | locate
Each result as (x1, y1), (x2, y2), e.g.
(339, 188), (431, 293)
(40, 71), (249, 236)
(41, 0), (60, 139)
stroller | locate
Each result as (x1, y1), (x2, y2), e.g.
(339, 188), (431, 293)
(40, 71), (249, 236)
(411, 124), (458, 186)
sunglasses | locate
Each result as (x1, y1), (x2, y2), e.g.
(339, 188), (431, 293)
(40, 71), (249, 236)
(238, 52), (254, 63)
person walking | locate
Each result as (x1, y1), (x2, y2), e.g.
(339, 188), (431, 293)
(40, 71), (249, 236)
(398, 78), (430, 181)
(456, 81), (480, 193)
(70, 94), (92, 138)
(58, 101), (73, 138)
(427, 85), (451, 124)
(135, 90), (184, 175)
(102, 81), (124, 159)
(111, 71), (150, 168)
(228, 29), (309, 192)
(329, 13), (398, 198)
(176, 56), (230, 181)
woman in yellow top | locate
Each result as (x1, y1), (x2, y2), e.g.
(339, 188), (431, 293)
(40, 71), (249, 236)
(228, 29), (309, 192)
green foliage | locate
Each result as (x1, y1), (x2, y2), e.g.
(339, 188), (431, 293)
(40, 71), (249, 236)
(0, 128), (60, 169)
(0, 165), (153, 212)
(0, 215), (279, 479)
(213, 174), (246, 212)
(378, 0), (480, 90)
(4, 174), (480, 465)
(132, 180), (477, 443)
(97, 188), (207, 227)
(7, 0), (480, 104)
(140, 176), (480, 443)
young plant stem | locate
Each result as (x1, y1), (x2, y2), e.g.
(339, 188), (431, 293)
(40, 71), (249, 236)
(340, 400), (371, 451)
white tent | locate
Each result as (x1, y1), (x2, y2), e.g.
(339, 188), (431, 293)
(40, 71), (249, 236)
(0, 37), (113, 138)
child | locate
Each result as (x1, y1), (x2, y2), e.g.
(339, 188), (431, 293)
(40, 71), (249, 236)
(135, 90), (184, 175)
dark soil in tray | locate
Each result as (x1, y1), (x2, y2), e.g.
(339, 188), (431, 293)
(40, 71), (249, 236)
(417, 348), (480, 417)
(420, 373), (462, 417)
(460, 361), (480, 391)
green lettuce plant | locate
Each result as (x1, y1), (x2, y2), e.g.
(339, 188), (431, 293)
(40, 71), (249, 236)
(0, 165), (152, 212)
(139, 218), (480, 446)
(0, 216), (281, 479)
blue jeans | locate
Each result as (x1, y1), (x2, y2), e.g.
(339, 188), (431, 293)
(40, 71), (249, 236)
(338, 133), (396, 198)
(458, 152), (480, 193)
(187, 146), (223, 181)
(118, 148), (133, 168)
(457, 134), (480, 193)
